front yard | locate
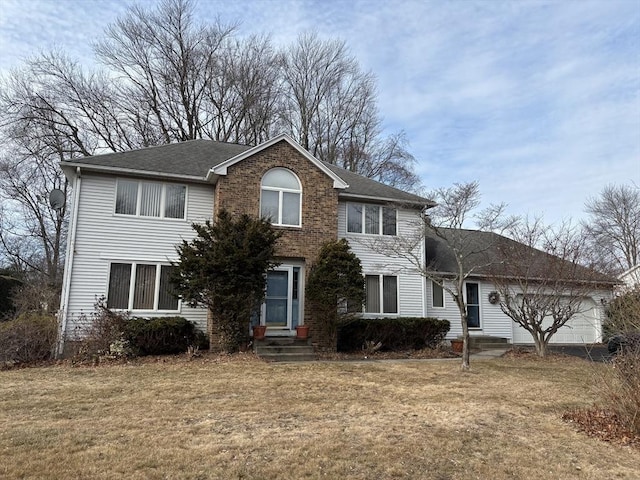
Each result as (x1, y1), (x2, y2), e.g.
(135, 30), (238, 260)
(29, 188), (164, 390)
(1, 354), (639, 479)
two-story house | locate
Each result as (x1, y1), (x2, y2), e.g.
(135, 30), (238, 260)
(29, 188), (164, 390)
(57, 134), (432, 353)
(57, 133), (615, 354)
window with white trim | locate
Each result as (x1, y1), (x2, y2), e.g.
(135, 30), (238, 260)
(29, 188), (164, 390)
(115, 180), (186, 219)
(365, 274), (398, 314)
(432, 281), (445, 308)
(347, 203), (396, 235)
(260, 168), (302, 227)
(107, 262), (179, 311)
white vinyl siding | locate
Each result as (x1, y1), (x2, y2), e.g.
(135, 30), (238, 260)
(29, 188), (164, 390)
(339, 202), (425, 317)
(62, 173), (212, 338)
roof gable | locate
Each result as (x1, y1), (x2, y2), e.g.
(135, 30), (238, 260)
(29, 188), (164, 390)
(207, 133), (348, 189)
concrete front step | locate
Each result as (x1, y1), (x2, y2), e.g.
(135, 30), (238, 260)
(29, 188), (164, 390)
(467, 336), (510, 351)
(257, 345), (314, 355)
(254, 337), (316, 362)
(259, 352), (317, 362)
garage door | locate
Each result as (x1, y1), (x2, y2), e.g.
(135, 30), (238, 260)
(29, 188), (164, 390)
(512, 298), (598, 344)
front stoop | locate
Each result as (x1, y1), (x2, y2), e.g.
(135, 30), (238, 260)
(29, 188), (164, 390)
(253, 337), (317, 362)
(467, 336), (510, 351)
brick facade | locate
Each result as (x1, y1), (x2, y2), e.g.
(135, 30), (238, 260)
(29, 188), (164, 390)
(209, 140), (339, 350)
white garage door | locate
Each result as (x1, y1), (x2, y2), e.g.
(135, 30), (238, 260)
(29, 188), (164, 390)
(512, 298), (599, 344)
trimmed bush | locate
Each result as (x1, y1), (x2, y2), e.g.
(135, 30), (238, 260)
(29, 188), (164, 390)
(337, 317), (450, 352)
(0, 313), (57, 364)
(123, 316), (207, 356)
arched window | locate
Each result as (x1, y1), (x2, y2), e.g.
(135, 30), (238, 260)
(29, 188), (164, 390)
(260, 168), (302, 227)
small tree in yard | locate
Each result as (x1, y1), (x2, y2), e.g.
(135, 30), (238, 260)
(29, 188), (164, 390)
(306, 239), (365, 349)
(172, 210), (280, 352)
(489, 218), (606, 357)
(371, 182), (516, 370)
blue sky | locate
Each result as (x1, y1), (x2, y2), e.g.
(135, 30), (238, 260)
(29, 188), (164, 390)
(1, 0), (638, 224)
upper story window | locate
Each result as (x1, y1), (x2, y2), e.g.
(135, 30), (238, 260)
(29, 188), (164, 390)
(260, 168), (302, 227)
(347, 203), (397, 235)
(115, 179), (186, 219)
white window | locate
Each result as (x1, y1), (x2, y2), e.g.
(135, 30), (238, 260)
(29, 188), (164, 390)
(115, 180), (186, 219)
(365, 275), (398, 314)
(107, 262), (179, 311)
(347, 203), (396, 235)
(432, 281), (445, 308)
(260, 168), (302, 227)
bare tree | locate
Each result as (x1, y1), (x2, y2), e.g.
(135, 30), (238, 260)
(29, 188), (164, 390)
(0, 131), (70, 311)
(352, 131), (422, 191)
(279, 32), (421, 191)
(583, 184), (639, 274)
(370, 182), (510, 370)
(95, 0), (238, 144)
(489, 218), (607, 357)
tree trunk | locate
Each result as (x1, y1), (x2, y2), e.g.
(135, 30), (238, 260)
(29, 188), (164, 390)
(533, 332), (548, 358)
(457, 297), (471, 371)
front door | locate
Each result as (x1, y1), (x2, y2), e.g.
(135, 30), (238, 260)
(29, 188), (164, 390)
(263, 266), (302, 331)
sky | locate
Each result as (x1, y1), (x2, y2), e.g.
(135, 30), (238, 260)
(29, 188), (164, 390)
(1, 0), (639, 225)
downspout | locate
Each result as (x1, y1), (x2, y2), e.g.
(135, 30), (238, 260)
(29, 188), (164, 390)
(56, 167), (81, 357)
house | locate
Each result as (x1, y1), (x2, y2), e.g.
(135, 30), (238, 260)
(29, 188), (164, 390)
(57, 133), (616, 353)
(618, 265), (640, 292)
(57, 133), (433, 353)
(424, 228), (617, 344)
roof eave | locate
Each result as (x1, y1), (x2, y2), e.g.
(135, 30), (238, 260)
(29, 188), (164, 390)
(59, 161), (209, 184)
(339, 192), (435, 208)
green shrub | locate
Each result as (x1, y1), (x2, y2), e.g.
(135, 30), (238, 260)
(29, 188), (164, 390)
(123, 316), (206, 356)
(337, 317), (450, 352)
(0, 313), (57, 364)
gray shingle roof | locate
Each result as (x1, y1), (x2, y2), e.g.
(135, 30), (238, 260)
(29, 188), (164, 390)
(425, 228), (617, 284)
(61, 140), (251, 179)
(322, 162), (433, 207)
(61, 139), (433, 206)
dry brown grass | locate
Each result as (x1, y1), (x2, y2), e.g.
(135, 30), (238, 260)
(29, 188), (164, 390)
(1, 354), (639, 480)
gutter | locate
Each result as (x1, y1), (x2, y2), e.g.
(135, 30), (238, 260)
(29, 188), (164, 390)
(56, 167), (81, 357)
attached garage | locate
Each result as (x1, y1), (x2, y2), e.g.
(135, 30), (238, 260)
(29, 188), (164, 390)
(512, 298), (600, 345)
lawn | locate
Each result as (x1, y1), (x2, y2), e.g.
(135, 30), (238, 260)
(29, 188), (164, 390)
(1, 354), (639, 480)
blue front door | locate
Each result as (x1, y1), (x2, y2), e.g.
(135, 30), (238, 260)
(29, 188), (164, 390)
(262, 266), (302, 331)
(265, 270), (289, 328)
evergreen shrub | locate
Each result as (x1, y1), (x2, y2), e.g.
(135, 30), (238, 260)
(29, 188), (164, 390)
(337, 317), (450, 352)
